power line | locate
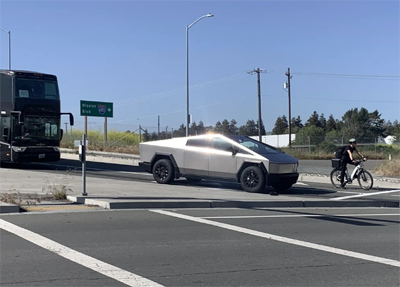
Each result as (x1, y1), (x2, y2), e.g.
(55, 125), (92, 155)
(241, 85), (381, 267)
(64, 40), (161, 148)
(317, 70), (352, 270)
(267, 70), (400, 80)
(262, 94), (400, 103)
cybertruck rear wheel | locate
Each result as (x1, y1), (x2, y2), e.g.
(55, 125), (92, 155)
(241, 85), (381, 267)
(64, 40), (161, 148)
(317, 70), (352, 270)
(153, 159), (174, 184)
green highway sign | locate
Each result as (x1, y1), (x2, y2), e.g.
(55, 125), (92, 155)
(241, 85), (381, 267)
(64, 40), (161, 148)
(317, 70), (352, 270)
(80, 100), (113, 118)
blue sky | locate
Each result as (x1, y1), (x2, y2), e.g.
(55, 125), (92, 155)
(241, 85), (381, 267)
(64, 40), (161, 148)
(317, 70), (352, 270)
(1, 0), (399, 134)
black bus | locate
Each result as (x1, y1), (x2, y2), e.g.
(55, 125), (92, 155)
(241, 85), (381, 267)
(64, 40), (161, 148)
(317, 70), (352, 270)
(0, 69), (74, 163)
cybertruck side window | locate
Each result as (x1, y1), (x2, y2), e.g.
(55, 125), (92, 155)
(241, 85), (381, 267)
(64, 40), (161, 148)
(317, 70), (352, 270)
(186, 138), (211, 148)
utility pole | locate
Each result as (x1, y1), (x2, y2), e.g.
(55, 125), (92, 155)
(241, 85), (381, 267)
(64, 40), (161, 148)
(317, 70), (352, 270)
(247, 68), (267, 142)
(139, 125), (142, 143)
(284, 68), (293, 149)
(64, 122), (68, 134)
(166, 126), (169, 139)
(158, 115), (160, 137)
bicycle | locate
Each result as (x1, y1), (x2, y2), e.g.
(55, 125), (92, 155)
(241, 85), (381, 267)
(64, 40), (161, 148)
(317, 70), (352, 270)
(330, 159), (373, 190)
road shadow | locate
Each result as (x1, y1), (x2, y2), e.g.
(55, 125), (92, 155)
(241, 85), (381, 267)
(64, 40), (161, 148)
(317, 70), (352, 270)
(0, 159), (145, 173)
(250, 208), (400, 227)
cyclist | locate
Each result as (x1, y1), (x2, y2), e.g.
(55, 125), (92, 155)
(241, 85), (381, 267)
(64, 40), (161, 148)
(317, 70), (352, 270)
(340, 138), (367, 188)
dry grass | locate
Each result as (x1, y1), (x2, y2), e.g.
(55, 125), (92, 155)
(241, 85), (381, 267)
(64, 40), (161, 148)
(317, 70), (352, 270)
(374, 158), (400, 177)
(42, 184), (72, 200)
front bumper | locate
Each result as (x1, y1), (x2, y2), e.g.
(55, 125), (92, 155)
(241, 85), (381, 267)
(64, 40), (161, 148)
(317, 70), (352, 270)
(266, 173), (299, 186)
(11, 147), (61, 163)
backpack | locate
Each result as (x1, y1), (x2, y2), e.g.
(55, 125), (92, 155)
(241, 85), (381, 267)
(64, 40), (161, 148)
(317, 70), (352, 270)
(334, 145), (346, 159)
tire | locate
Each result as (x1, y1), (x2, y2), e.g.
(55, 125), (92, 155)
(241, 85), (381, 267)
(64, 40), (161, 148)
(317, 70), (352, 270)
(357, 170), (373, 190)
(152, 159), (174, 184)
(330, 168), (341, 188)
(240, 166), (265, 193)
(272, 183), (293, 191)
(185, 177), (202, 183)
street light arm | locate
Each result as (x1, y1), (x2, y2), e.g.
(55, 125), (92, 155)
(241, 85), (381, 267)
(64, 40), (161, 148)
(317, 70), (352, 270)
(187, 13), (213, 29)
(0, 27), (10, 33)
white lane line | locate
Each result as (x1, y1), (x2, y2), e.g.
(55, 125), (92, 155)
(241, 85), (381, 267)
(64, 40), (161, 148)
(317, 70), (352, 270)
(201, 213), (400, 219)
(0, 219), (164, 287)
(151, 210), (400, 268)
(332, 190), (400, 200)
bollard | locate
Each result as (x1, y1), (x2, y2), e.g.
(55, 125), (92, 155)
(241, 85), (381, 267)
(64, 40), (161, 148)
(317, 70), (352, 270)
(389, 154), (392, 161)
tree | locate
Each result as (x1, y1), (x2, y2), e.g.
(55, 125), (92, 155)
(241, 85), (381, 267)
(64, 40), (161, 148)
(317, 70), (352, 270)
(325, 114), (337, 132)
(319, 113), (327, 131)
(197, 120), (206, 135)
(339, 107), (385, 140)
(143, 129), (150, 141)
(305, 111), (320, 128)
(150, 132), (158, 141)
(292, 126), (325, 145)
(174, 124), (186, 137)
(229, 119), (239, 135)
(383, 120), (394, 137)
(189, 122), (197, 135)
(290, 116), (303, 133)
(272, 116), (288, 135)
(392, 120), (400, 139)
(238, 120), (258, 136)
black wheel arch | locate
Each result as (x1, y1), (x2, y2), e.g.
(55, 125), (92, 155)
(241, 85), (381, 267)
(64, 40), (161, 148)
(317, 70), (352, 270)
(236, 161), (267, 183)
(150, 153), (181, 178)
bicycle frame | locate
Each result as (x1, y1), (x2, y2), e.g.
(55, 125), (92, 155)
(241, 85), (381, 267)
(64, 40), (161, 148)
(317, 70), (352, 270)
(345, 161), (364, 184)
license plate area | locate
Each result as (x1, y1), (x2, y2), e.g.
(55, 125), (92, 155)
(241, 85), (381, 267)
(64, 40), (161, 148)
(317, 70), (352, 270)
(39, 154), (45, 159)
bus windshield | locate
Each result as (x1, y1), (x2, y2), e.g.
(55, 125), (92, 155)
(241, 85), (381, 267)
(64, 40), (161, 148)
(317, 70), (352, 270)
(13, 116), (60, 140)
(14, 78), (59, 100)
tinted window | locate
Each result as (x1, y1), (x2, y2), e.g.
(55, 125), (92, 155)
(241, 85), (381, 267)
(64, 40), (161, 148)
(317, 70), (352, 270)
(15, 78), (59, 100)
(186, 138), (211, 147)
(228, 135), (282, 154)
(212, 138), (233, 151)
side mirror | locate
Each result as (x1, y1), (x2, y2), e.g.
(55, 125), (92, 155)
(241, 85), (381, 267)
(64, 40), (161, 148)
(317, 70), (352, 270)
(10, 111), (24, 125)
(60, 129), (64, 141)
(227, 146), (238, 155)
(3, 127), (9, 141)
(60, 112), (74, 126)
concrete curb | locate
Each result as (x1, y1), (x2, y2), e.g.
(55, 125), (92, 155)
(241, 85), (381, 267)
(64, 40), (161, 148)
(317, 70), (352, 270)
(67, 196), (400, 210)
(0, 202), (21, 214)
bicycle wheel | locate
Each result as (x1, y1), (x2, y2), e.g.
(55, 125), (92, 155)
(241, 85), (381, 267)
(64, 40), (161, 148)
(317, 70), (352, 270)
(357, 170), (373, 190)
(330, 169), (342, 188)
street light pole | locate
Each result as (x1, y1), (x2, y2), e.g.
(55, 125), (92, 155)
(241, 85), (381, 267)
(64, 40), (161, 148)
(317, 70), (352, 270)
(186, 13), (214, 137)
(0, 27), (11, 70)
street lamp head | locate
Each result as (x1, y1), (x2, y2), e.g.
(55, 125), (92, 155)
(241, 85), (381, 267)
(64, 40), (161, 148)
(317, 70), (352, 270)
(206, 13), (214, 17)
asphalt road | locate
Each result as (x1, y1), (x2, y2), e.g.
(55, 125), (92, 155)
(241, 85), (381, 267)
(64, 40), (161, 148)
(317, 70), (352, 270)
(1, 208), (399, 286)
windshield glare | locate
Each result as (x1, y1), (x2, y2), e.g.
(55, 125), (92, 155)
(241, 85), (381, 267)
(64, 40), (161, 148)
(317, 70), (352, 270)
(15, 78), (59, 100)
(230, 136), (282, 154)
(14, 117), (59, 140)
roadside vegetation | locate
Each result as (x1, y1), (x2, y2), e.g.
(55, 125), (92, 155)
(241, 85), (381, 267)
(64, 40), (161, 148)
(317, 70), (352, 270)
(60, 107), (399, 177)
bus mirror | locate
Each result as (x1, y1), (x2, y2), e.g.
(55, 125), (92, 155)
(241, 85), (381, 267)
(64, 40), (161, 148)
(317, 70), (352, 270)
(60, 129), (64, 141)
(69, 114), (74, 126)
(3, 127), (8, 140)
(10, 111), (24, 125)
(61, 112), (74, 126)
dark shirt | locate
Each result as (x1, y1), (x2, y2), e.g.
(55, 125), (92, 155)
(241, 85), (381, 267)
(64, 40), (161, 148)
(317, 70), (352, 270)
(342, 145), (357, 161)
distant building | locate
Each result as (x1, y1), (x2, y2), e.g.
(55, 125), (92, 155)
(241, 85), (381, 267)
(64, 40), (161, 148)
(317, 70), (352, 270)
(249, 134), (296, 148)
